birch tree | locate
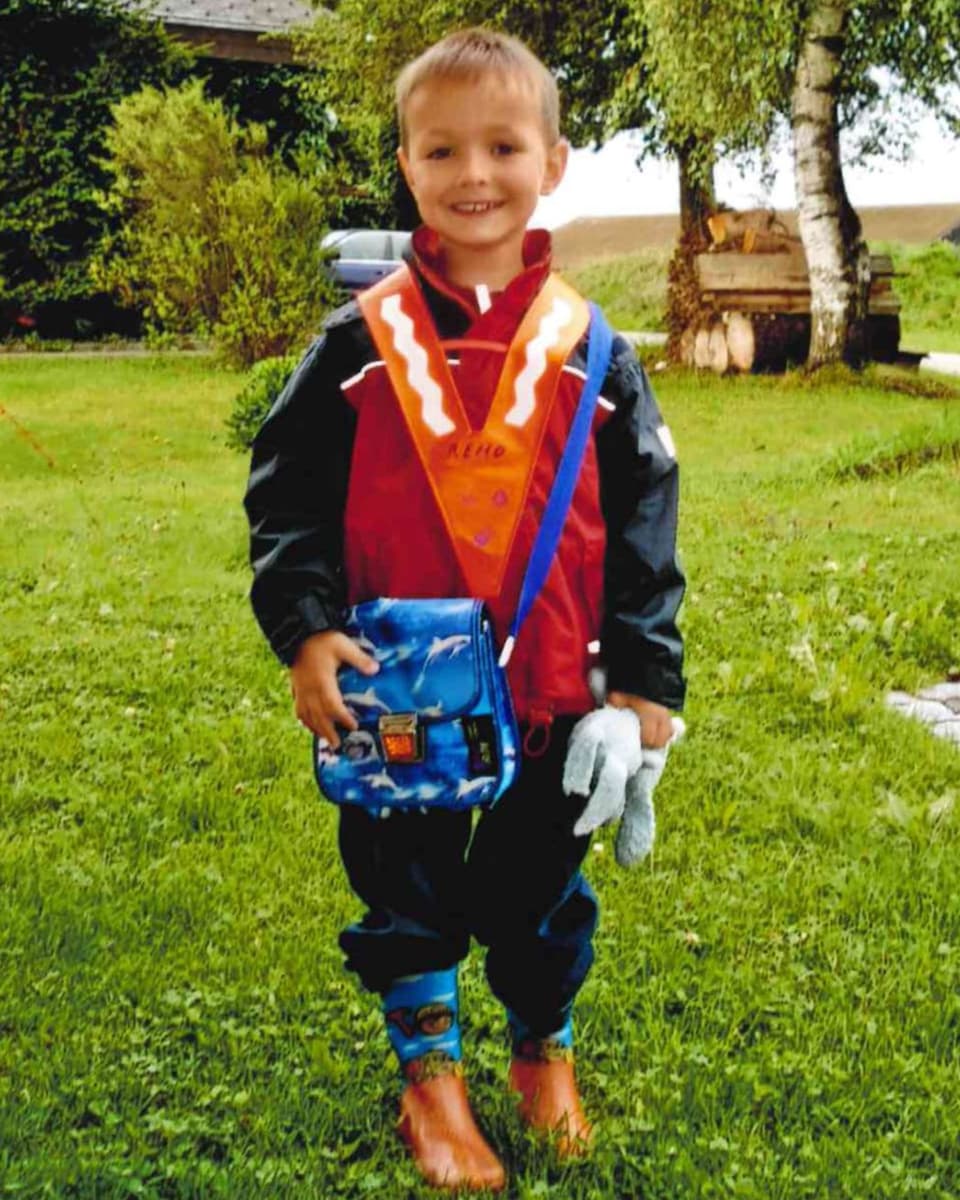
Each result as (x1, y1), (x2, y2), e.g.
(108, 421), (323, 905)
(792, 0), (959, 365)
(791, 2), (869, 366)
(637, 0), (959, 366)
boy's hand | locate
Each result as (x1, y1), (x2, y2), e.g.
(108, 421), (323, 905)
(606, 692), (674, 748)
(290, 630), (379, 747)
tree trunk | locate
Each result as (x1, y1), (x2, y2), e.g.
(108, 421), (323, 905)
(677, 137), (716, 244)
(790, 0), (869, 369)
(666, 137), (717, 362)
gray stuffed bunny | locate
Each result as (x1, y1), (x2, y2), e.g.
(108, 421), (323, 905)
(563, 707), (684, 867)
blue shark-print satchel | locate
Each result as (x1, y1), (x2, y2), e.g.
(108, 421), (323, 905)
(314, 597), (519, 812)
(313, 304), (613, 813)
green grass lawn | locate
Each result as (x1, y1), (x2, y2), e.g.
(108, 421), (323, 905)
(2, 356), (959, 1198)
(566, 249), (671, 335)
(872, 241), (960, 355)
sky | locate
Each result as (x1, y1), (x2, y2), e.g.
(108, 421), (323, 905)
(534, 108), (960, 229)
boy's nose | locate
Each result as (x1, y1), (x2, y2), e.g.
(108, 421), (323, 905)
(456, 148), (490, 185)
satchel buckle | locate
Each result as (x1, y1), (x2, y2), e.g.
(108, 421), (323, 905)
(379, 713), (423, 763)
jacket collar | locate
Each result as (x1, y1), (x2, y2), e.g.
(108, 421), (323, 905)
(408, 225), (553, 328)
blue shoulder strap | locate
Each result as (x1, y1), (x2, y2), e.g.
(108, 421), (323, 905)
(500, 303), (614, 666)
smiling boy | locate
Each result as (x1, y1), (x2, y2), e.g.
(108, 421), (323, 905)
(244, 28), (685, 1192)
(395, 47), (567, 294)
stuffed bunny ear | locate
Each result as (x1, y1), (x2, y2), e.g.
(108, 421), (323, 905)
(562, 712), (605, 800)
(615, 765), (658, 867)
(572, 756), (629, 836)
(615, 743), (670, 866)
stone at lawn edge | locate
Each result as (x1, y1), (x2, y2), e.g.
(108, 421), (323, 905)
(886, 687), (960, 745)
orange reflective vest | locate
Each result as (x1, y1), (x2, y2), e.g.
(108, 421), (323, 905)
(358, 265), (591, 601)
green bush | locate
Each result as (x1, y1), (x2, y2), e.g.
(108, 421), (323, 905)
(93, 80), (338, 366)
(0, 0), (189, 323)
(92, 80), (242, 334)
(213, 158), (335, 367)
(226, 353), (299, 451)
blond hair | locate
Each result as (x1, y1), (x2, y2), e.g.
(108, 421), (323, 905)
(395, 28), (560, 146)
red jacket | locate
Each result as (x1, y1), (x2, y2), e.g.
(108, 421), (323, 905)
(244, 227), (686, 723)
(342, 229), (606, 720)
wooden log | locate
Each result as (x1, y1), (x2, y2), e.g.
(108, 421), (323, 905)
(725, 312), (755, 372)
(742, 228), (798, 254)
(706, 208), (795, 248)
(696, 250), (897, 293)
(692, 245), (901, 368)
(712, 313), (811, 372)
(693, 326), (712, 369)
(706, 213), (730, 245)
(868, 295), (901, 315)
(697, 250), (810, 292)
(701, 289), (901, 316)
(723, 312), (900, 370)
(708, 323), (730, 374)
(677, 324), (697, 367)
(702, 290), (814, 314)
(693, 311), (899, 374)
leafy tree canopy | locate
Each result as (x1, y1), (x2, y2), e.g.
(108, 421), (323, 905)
(291, 0), (650, 226)
(633, 0), (960, 186)
(295, 0), (959, 226)
(201, 57), (338, 167)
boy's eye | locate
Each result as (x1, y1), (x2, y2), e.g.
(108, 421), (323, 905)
(426, 147), (452, 160)
(493, 143), (517, 156)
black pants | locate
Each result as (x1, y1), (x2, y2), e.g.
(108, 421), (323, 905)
(337, 718), (597, 1036)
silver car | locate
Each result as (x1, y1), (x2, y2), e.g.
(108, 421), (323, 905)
(321, 229), (412, 292)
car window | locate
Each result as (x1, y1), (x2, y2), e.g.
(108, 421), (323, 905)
(339, 231), (390, 259)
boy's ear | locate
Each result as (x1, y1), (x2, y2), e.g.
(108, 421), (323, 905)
(540, 137), (569, 197)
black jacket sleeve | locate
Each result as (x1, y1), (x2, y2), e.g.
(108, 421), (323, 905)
(595, 335), (686, 710)
(242, 311), (364, 665)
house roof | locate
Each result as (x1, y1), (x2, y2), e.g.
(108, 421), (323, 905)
(128, 0), (317, 63)
(142, 0), (315, 35)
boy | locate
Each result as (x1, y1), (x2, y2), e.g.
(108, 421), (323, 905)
(244, 28), (685, 1192)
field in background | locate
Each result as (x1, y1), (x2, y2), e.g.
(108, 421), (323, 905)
(2, 356), (958, 1197)
(554, 204), (960, 269)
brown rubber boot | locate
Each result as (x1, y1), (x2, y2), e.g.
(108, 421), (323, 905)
(508, 1056), (593, 1158)
(397, 1061), (506, 1192)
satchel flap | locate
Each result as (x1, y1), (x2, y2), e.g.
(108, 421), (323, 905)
(338, 597), (485, 721)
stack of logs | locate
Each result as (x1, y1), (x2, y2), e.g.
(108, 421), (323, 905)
(677, 209), (901, 373)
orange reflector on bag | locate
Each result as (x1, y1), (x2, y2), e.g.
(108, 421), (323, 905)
(379, 714), (423, 763)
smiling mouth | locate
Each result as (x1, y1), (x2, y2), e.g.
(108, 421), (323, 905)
(451, 201), (503, 215)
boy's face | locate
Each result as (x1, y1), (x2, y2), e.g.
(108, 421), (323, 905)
(397, 72), (567, 284)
